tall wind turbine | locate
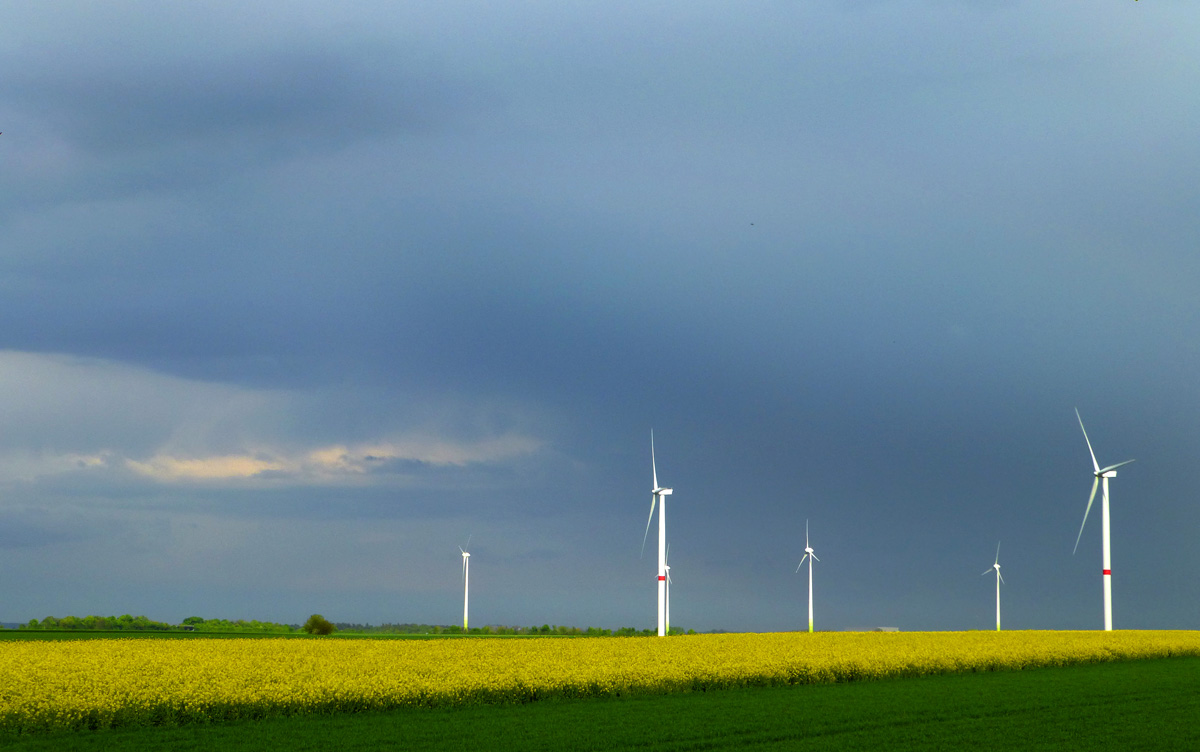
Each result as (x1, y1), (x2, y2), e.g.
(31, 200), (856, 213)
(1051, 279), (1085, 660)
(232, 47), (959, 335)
(795, 520), (819, 633)
(1072, 408), (1134, 631)
(982, 541), (1004, 631)
(459, 537), (472, 631)
(641, 431), (673, 637)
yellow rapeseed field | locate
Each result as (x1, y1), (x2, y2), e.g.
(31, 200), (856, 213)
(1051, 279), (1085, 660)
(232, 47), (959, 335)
(3, 630), (1200, 733)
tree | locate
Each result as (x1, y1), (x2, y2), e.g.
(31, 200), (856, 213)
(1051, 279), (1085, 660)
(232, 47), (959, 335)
(302, 614), (335, 635)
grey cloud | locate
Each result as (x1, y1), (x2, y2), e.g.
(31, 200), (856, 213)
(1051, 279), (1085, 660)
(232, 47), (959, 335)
(8, 47), (460, 150)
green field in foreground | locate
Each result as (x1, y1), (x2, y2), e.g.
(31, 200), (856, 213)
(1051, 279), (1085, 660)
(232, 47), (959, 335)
(5, 656), (1198, 751)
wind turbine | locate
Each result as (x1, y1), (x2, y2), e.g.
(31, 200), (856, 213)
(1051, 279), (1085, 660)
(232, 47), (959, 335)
(459, 536), (472, 631)
(641, 430), (672, 637)
(982, 541), (1004, 631)
(795, 520), (819, 633)
(1072, 408), (1134, 631)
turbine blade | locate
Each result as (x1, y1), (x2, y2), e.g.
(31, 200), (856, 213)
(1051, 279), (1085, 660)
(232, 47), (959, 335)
(1073, 477), (1100, 555)
(982, 569), (993, 577)
(1100, 458), (1136, 474)
(797, 554), (809, 571)
(811, 553), (819, 562)
(466, 534), (472, 550)
(806, 519), (810, 548)
(651, 430), (658, 490)
(998, 572), (1005, 585)
(1075, 408), (1101, 474)
(640, 496), (657, 558)
(995, 541), (1001, 566)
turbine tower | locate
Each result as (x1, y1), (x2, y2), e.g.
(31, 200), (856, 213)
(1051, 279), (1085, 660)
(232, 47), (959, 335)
(459, 538), (471, 631)
(664, 544), (672, 635)
(795, 520), (819, 633)
(641, 430), (673, 637)
(1072, 408), (1134, 631)
(982, 541), (1004, 631)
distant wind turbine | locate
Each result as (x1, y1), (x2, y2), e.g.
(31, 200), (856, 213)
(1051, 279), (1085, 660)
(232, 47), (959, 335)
(795, 520), (819, 633)
(1072, 408), (1135, 631)
(459, 536), (472, 631)
(982, 541), (1004, 631)
(642, 431), (673, 637)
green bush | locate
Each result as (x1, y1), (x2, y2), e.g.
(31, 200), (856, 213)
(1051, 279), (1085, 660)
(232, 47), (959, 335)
(302, 614), (335, 635)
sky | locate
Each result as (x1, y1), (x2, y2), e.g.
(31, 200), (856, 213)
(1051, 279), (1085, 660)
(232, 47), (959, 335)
(1, 1), (1198, 633)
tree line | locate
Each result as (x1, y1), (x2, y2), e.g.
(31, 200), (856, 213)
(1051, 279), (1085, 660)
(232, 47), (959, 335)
(19, 615), (298, 632)
(332, 623), (693, 636)
(14, 615), (694, 636)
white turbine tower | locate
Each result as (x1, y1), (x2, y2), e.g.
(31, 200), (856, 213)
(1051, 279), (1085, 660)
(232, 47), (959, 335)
(641, 431), (673, 637)
(795, 520), (819, 633)
(982, 541), (1004, 631)
(1072, 408), (1134, 631)
(664, 544), (672, 635)
(459, 537), (472, 632)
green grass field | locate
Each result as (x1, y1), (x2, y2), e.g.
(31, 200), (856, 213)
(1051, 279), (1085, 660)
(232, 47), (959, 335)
(4, 656), (1197, 751)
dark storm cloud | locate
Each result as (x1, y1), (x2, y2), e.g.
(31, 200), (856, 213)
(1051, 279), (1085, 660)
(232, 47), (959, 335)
(15, 51), (388, 146)
(1, 44), (478, 208)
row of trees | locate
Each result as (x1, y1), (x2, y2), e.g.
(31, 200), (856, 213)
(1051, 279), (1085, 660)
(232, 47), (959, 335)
(331, 622), (694, 636)
(19, 615), (300, 632)
(181, 616), (297, 632)
(15, 615), (693, 636)
(22, 615), (175, 631)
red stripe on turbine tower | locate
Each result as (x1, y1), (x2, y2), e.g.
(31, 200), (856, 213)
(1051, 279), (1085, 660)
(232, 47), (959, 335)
(1103, 569), (1111, 575)
(658, 575), (666, 581)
